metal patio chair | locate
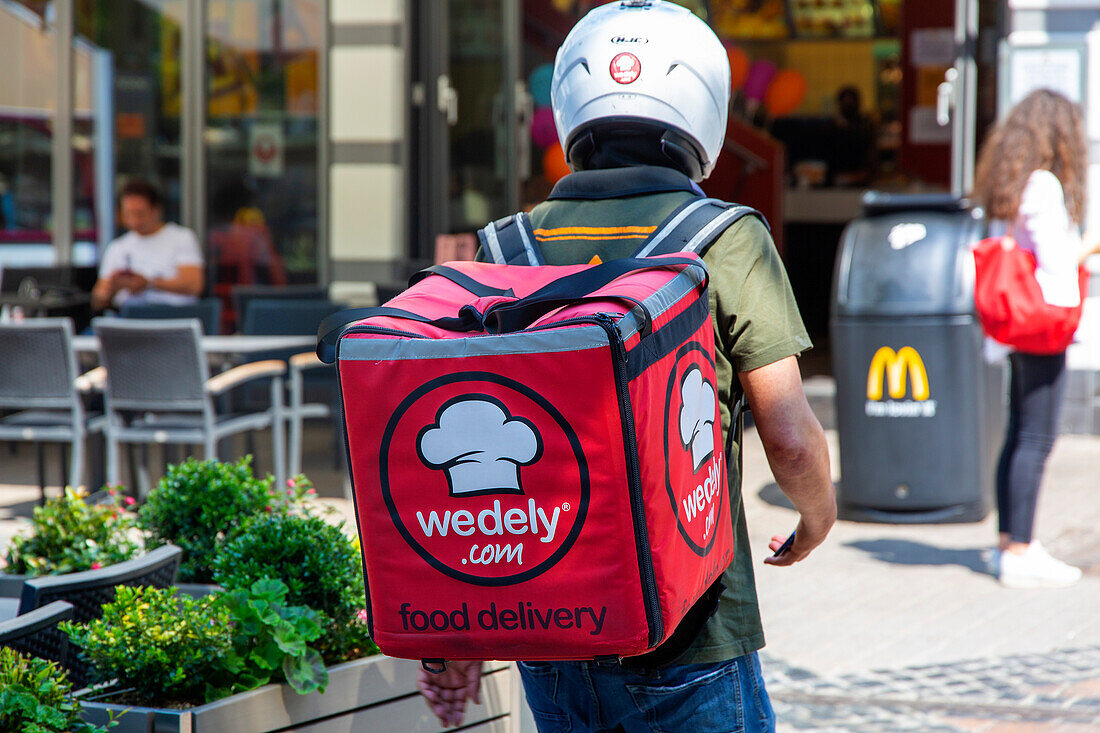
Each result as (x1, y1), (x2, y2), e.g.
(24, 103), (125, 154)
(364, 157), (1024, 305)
(119, 297), (223, 335)
(93, 317), (286, 493)
(0, 319), (105, 500)
(239, 298), (346, 477)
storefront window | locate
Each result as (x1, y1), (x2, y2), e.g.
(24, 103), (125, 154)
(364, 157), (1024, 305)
(0, 1), (56, 244)
(76, 0), (185, 242)
(205, 0), (321, 331)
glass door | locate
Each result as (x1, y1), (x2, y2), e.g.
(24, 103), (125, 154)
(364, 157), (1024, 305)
(76, 0), (184, 228)
(204, 0), (322, 331)
(410, 0), (528, 265)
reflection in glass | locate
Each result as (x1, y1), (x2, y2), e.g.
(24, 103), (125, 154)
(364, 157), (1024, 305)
(205, 0), (321, 332)
(76, 0), (185, 242)
(0, 1), (56, 243)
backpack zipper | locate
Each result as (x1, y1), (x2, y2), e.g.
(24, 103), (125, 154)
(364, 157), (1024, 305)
(593, 312), (663, 648)
(341, 324), (430, 339)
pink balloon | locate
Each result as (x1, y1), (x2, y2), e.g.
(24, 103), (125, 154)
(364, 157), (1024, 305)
(530, 107), (559, 150)
(743, 59), (777, 103)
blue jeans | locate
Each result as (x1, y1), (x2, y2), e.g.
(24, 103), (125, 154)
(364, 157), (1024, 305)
(517, 653), (775, 733)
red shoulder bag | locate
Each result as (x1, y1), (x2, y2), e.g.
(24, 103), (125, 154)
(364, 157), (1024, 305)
(972, 235), (1089, 355)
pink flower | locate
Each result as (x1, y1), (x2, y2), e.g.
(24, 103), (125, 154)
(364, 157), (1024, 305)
(91, 562), (101, 569)
(287, 478), (296, 488)
(124, 496), (136, 506)
(287, 489), (295, 496)
(265, 505), (273, 513)
(108, 488), (116, 496)
(357, 608), (369, 622)
(306, 488), (316, 495)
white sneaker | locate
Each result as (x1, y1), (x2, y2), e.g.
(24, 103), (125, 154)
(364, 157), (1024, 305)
(998, 541), (1082, 588)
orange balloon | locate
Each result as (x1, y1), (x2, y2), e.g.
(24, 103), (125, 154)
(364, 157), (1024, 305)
(764, 69), (807, 118)
(542, 143), (571, 184)
(726, 45), (750, 92)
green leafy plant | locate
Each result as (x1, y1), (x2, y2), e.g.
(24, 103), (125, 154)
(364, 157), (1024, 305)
(138, 456), (274, 583)
(212, 512), (377, 662)
(62, 585), (233, 706)
(63, 581), (332, 707)
(212, 578), (328, 698)
(0, 647), (113, 733)
(4, 486), (140, 576)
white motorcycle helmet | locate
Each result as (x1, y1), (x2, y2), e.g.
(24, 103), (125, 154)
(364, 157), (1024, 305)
(550, 0), (730, 181)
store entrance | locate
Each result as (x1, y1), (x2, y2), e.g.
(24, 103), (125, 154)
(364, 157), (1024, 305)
(701, 0), (1000, 345)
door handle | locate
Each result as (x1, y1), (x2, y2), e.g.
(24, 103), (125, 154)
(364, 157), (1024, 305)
(438, 74), (458, 126)
(936, 67), (958, 127)
(516, 82), (534, 179)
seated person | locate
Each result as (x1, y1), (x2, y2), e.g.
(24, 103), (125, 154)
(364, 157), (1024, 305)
(91, 179), (204, 312)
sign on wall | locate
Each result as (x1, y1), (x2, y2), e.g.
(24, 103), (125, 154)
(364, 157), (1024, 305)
(999, 39), (1087, 117)
(249, 122), (284, 178)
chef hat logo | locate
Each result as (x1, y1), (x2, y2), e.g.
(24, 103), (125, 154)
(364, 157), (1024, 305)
(679, 366), (716, 472)
(417, 396), (543, 497)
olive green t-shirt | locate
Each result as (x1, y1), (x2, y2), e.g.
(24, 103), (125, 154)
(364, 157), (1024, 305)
(484, 168), (811, 662)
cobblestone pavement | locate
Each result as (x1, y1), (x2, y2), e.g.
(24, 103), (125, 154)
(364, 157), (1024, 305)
(763, 647), (1100, 732)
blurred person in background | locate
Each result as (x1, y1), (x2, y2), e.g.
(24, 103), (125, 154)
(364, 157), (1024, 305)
(91, 178), (204, 312)
(973, 89), (1100, 588)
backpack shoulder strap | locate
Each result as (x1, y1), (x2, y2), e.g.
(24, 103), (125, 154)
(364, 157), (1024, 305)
(633, 198), (768, 258)
(477, 213), (545, 265)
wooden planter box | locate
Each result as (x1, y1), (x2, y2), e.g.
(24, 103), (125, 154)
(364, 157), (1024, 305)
(80, 655), (518, 733)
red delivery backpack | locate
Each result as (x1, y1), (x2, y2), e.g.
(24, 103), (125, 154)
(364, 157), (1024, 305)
(973, 235), (1089, 354)
(317, 201), (763, 663)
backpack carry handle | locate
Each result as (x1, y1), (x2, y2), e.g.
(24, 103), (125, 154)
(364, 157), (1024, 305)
(317, 256), (706, 361)
(481, 256), (706, 334)
(408, 265), (516, 298)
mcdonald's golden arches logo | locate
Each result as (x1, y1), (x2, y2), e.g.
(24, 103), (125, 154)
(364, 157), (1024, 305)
(865, 346), (937, 418)
(866, 346), (930, 401)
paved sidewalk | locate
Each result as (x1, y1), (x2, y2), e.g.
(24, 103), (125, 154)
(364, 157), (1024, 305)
(741, 385), (1100, 732)
(2, 390), (1098, 731)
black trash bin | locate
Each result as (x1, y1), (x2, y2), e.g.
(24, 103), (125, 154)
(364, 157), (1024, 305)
(830, 193), (1006, 523)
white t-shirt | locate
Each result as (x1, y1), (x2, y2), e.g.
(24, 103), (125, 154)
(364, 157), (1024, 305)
(99, 222), (204, 307)
(1012, 169), (1082, 308)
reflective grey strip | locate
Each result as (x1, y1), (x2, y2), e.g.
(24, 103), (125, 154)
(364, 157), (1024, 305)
(339, 325), (609, 361)
(482, 222), (506, 264)
(515, 214), (540, 266)
(633, 198), (721, 257)
(617, 264), (708, 342)
(682, 206), (749, 255)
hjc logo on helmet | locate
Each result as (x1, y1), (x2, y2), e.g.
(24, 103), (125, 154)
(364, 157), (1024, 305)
(664, 342), (725, 556)
(381, 373), (589, 587)
(611, 36), (648, 44)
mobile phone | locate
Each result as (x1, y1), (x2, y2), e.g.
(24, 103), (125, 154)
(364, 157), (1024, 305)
(772, 531), (796, 558)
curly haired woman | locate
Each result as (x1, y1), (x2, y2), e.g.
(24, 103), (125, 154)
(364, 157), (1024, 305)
(973, 89), (1100, 588)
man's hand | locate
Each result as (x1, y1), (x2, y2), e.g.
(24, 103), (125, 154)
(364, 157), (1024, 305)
(739, 356), (836, 567)
(763, 509), (835, 567)
(116, 272), (149, 294)
(418, 660), (483, 728)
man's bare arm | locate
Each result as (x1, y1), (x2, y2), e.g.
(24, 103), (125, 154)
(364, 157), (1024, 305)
(738, 356), (836, 566)
(130, 264), (205, 297)
(91, 274), (121, 311)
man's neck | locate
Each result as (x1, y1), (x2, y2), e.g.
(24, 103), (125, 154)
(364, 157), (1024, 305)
(136, 222), (167, 238)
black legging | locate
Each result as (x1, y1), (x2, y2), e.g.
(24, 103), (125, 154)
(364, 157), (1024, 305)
(995, 351), (1068, 544)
